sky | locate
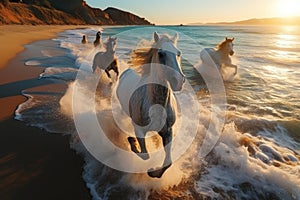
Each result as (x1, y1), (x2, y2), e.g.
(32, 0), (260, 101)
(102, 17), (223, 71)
(86, 0), (300, 25)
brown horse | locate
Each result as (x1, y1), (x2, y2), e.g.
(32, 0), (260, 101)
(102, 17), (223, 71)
(81, 35), (88, 44)
(200, 37), (237, 75)
(93, 31), (102, 47)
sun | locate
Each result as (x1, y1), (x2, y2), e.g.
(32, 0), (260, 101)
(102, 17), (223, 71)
(276, 0), (300, 17)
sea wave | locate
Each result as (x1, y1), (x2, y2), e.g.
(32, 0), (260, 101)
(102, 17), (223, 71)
(16, 26), (300, 199)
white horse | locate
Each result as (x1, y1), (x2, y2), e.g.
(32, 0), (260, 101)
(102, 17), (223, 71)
(92, 36), (119, 79)
(116, 32), (185, 178)
(200, 37), (237, 76)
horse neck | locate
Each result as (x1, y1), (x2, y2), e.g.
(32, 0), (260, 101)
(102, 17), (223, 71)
(146, 53), (168, 83)
(217, 48), (230, 59)
(108, 45), (116, 54)
(104, 46), (115, 57)
(144, 56), (170, 105)
(147, 82), (170, 105)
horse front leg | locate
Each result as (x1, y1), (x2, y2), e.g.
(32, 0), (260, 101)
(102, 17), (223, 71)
(229, 64), (238, 75)
(233, 64), (238, 75)
(113, 67), (119, 79)
(128, 127), (150, 160)
(147, 128), (173, 178)
(104, 69), (111, 79)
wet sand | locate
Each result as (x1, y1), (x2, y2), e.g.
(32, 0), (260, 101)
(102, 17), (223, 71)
(0, 25), (86, 119)
(0, 25), (91, 200)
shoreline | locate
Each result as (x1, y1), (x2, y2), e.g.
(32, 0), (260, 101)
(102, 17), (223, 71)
(0, 25), (88, 69)
(0, 25), (88, 120)
(0, 25), (91, 199)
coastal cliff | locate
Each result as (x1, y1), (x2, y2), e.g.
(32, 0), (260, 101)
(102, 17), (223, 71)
(0, 0), (153, 25)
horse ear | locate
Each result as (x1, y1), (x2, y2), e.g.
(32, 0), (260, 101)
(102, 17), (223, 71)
(154, 32), (159, 42)
(232, 37), (234, 41)
(225, 37), (228, 40)
(173, 32), (179, 43)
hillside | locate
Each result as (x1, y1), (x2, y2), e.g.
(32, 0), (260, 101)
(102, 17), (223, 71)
(104, 7), (150, 25)
(190, 16), (300, 26)
(0, 1), (153, 25)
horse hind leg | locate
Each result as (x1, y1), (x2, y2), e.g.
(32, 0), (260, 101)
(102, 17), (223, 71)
(106, 62), (119, 79)
(147, 128), (173, 178)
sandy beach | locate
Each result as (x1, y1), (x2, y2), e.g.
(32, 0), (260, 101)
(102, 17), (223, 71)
(0, 25), (87, 120)
(0, 25), (90, 200)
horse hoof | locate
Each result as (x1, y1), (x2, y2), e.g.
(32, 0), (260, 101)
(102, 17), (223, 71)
(147, 164), (171, 178)
(147, 168), (164, 178)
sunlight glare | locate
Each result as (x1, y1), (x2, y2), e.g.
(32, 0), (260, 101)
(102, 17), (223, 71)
(276, 0), (300, 17)
(275, 34), (294, 48)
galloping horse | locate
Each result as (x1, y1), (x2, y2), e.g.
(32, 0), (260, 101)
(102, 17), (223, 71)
(92, 36), (119, 79)
(116, 32), (185, 178)
(81, 35), (88, 44)
(93, 31), (102, 47)
(200, 37), (237, 75)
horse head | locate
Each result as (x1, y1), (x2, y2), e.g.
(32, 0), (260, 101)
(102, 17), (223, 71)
(225, 37), (235, 56)
(151, 32), (185, 91)
(105, 36), (117, 53)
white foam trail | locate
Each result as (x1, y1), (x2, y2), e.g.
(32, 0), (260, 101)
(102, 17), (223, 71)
(40, 67), (79, 80)
(58, 59), (213, 200)
(221, 66), (236, 82)
(24, 27), (299, 199)
(197, 122), (300, 199)
(25, 60), (42, 66)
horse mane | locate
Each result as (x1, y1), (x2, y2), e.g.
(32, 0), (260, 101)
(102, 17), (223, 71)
(130, 34), (174, 75)
(217, 38), (233, 50)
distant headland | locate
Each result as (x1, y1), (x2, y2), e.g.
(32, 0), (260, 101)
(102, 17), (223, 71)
(189, 16), (300, 26)
(0, 0), (153, 25)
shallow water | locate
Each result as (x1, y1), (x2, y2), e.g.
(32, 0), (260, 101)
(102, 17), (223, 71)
(17, 25), (300, 199)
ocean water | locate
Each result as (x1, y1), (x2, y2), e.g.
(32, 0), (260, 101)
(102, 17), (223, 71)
(16, 25), (300, 199)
